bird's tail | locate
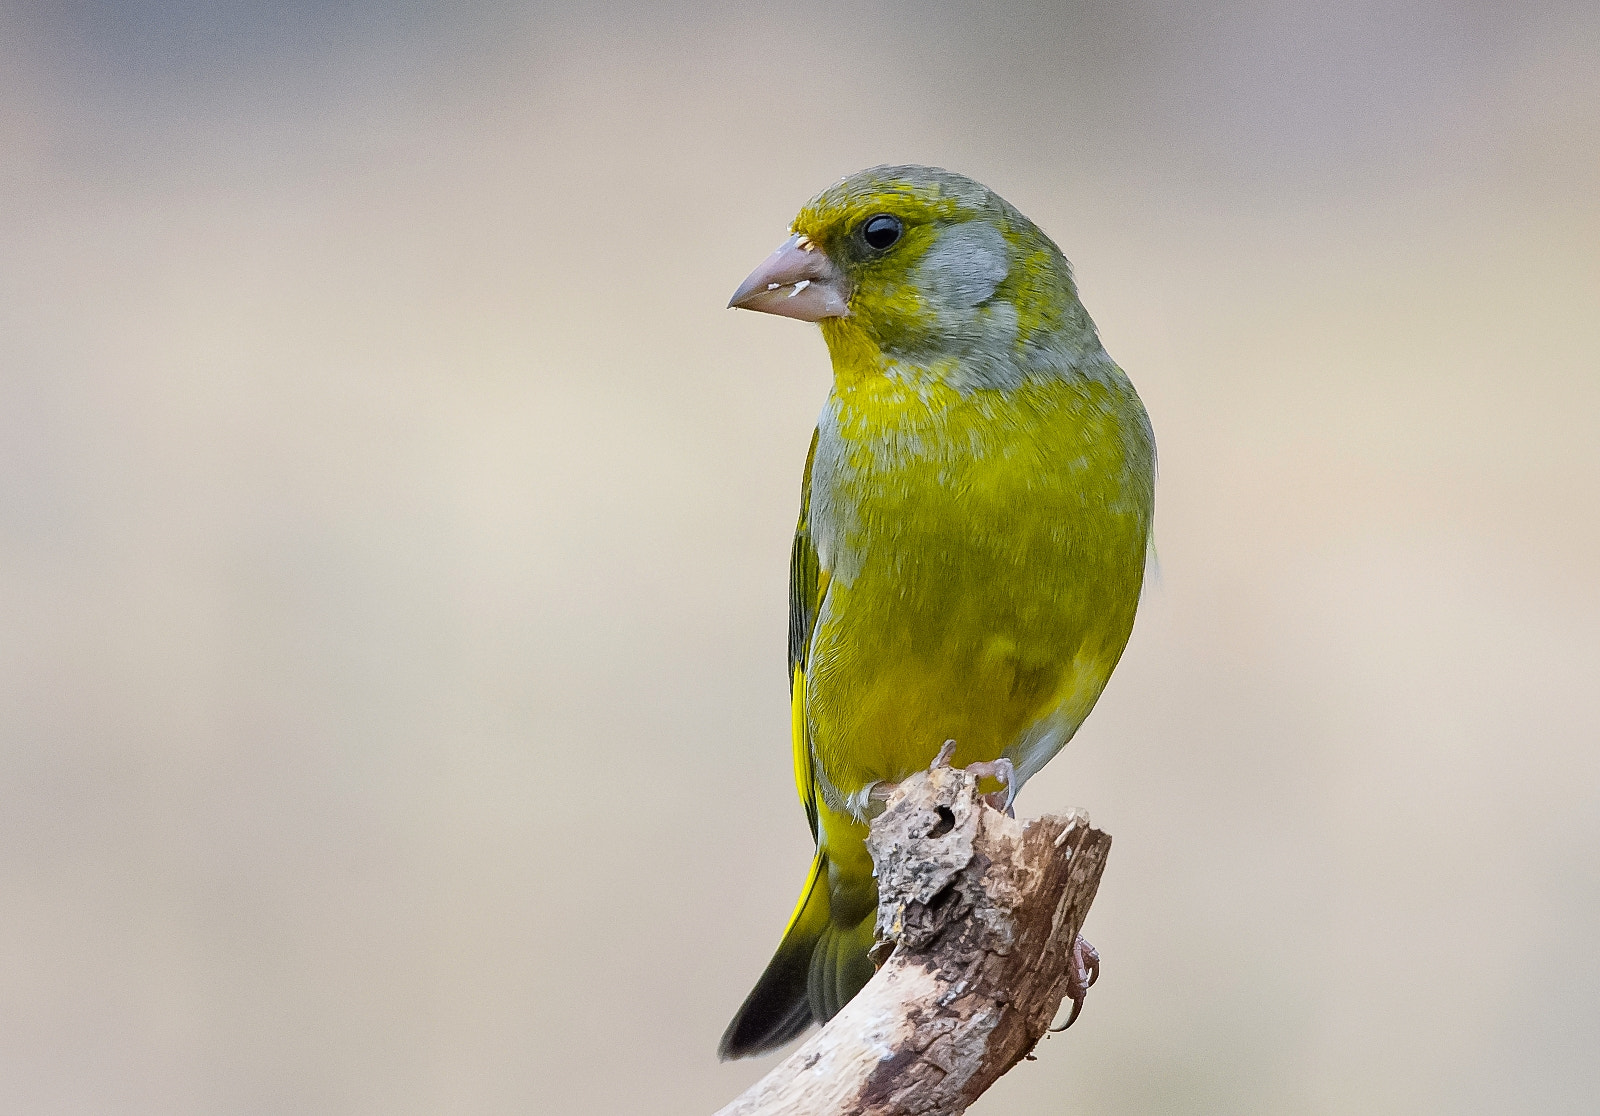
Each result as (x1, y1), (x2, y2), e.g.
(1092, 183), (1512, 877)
(718, 848), (876, 1059)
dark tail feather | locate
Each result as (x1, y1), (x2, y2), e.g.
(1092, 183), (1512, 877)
(720, 849), (877, 1059)
(720, 852), (828, 1059)
(720, 851), (878, 1059)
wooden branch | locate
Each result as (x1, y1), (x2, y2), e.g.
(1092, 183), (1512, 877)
(715, 765), (1112, 1116)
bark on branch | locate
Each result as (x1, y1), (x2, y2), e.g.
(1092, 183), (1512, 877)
(715, 765), (1112, 1116)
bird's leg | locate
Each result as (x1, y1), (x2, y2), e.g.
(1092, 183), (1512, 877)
(964, 757), (1017, 815)
(862, 781), (892, 815)
(1051, 935), (1101, 1031)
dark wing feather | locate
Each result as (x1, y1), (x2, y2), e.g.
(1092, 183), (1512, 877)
(789, 429), (824, 841)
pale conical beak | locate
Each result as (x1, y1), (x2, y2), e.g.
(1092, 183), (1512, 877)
(727, 234), (850, 321)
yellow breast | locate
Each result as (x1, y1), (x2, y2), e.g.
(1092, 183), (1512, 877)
(802, 366), (1154, 812)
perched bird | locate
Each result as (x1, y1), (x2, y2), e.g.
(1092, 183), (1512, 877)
(719, 166), (1155, 1059)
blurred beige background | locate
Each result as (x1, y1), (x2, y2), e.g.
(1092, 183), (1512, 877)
(3, 1), (1597, 1113)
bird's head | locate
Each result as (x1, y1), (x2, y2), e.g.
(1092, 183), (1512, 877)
(729, 165), (1105, 389)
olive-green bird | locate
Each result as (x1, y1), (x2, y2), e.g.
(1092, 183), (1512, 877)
(719, 166), (1155, 1059)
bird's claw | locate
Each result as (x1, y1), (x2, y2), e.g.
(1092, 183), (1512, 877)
(965, 756), (1017, 816)
(1051, 935), (1100, 1031)
(865, 740), (956, 812)
(868, 742), (1011, 816)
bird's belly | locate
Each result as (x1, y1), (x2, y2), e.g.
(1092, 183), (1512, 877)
(804, 504), (1139, 805)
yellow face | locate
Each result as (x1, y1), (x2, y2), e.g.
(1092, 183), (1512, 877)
(731, 165), (1100, 391)
(790, 172), (978, 355)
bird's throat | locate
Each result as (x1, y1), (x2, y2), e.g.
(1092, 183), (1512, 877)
(819, 318), (890, 390)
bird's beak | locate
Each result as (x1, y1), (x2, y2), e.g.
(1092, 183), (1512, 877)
(727, 234), (850, 321)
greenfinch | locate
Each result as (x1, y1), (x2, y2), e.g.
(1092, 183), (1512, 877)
(720, 166), (1154, 1059)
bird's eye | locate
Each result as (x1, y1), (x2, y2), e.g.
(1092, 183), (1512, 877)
(861, 214), (903, 251)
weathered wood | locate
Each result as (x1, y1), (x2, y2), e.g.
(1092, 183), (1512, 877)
(715, 765), (1111, 1116)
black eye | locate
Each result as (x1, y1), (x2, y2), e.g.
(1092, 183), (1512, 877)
(861, 214), (903, 251)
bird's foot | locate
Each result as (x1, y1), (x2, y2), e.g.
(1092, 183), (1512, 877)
(866, 739), (960, 810)
(964, 757), (1017, 816)
(1051, 935), (1100, 1031)
(866, 742), (1013, 816)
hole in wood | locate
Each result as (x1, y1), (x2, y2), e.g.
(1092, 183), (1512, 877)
(927, 806), (955, 839)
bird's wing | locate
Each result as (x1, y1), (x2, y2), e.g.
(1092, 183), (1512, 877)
(789, 429), (828, 843)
